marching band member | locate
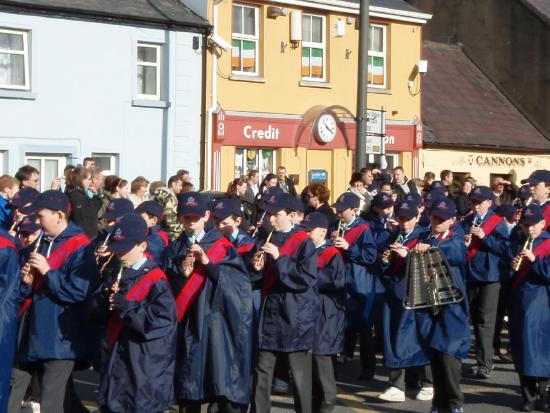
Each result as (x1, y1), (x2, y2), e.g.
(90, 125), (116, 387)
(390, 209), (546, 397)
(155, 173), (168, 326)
(135, 200), (170, 263)
(378, 200), (433, 403)
(92, 214), (177, 413)
(302, 212), (346, 413)
(414, 198), (471, 413)
(5, 187), (39, 237)
(507, 204), (550, 412)
(163, 192), (253, 413)
(8, 190), (99, 413)
(0, 229), (19, 413)
(522, 170), (550, 227)
(251, 193), (318, 413)
(461, 185), (509, 379)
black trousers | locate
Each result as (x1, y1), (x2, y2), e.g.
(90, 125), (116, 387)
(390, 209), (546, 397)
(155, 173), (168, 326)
(343, 327), (376, 372)
(312, 355), (337, 406)
(468, 282), (501, 369)
(518, 375), (550, 405)
(253, 350), (312, 413)
(389, 365), (433, 391)
(9, 360), (74, 413)
(493, 279), (511, 352)
(430, 352), (463, 410)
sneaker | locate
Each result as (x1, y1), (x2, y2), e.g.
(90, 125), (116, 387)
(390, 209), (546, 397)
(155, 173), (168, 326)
(377, 386), (406, 402)
(477, 365), (492, 379)
(22, 402), (41, 413)
(416, 386), (434, 401)
(451, 408), (464, 413)
(469, 364), (479, 375)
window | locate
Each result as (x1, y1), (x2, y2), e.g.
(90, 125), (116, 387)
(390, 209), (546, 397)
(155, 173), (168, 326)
(137, 43), (161, 100)
(25, 154), (67, 192)
(232, 4), (259, 75)
(301, 14), (326, 81)
(0, 28), (30, 90)
(235, 148), (275, 180)
(368, 25), (386, 88)
(92, 153), (118, 175)
(368, 153), (398, 170)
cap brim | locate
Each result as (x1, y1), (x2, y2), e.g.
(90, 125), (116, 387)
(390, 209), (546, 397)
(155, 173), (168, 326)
(331, 202), (347, 211)
(430, 211), (454, 219)
(178, 209), (207, 217)
(263, 204), (285, 213)
(107, 239), (145, 254)
(19, 204), (40, 215)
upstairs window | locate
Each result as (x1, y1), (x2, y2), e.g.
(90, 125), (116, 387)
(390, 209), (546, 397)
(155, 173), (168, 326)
(232, 4), (259, 75)
(301, 14), (326, 81)
(368, 25), (387, 88)
(0, 28), (30, 90)
(137, 43), (161, 100)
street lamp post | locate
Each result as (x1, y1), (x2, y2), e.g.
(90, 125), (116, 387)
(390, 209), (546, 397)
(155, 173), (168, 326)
(355, 0), (369, 171)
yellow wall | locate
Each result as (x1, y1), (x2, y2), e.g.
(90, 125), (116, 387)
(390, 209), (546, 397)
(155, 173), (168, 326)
(420, 149), (550, 186)
(209, 1), (423, 123)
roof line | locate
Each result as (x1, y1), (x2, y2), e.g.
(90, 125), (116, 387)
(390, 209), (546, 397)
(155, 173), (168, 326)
(423, 142), (550, 154)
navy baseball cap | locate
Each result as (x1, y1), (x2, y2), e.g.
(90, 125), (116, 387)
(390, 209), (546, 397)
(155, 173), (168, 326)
(8, 187), (39, 209)
(108, 214), (148, 254)
(332, 192), (360, 212)
(521, 170), (550, 185)
(177, 192), (208, 217)
(135, 200), (164, 219)
(495, 204), (517, 222)
(301, 212), (329, 231)
(469, 186), (492, 202)
(518, 185), (531, 201)
(404, 193), (422, 205)
(17, 214), (40, 234)
(397, 201), (420, 219)
(372, 192), (395, 209)
(210, 198), (241, 220)
(430, 198), (457, 219)
(103, 198), (134, 221)
(263, 193), (300, 213)
(260, 186), (284, 202)
(424, 189), (445, 208)
(20, 190), (70, 215)
(378, 171), (392, 182)
(519, 205), (545, 225)
(289, 196), (304, 213)
(430, 181), (447, 193)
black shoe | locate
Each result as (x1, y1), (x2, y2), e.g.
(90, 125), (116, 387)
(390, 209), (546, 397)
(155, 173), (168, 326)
(522, 401), (535, 412)
(357, 369), (374, 381)
(476, 365), (492, 379)
(320, 401), (337, 413)
(536, 397), (549, 411)
(271, 378), (289, 395)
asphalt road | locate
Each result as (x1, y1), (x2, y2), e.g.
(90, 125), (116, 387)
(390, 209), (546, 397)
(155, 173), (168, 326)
(70, 352), (524, 413)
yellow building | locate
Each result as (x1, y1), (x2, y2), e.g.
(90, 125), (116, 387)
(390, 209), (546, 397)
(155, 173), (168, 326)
(203, 0), (432, 196)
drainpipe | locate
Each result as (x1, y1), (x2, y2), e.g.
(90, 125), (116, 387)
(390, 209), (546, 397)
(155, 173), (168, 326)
(205, 0), (220, 190)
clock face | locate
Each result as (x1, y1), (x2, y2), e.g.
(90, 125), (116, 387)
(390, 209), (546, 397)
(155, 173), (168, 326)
(316, 113), (337, 143)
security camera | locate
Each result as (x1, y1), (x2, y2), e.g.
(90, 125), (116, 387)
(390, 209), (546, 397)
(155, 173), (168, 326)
(210, 33), (232, 51)
(418, 60), (428, 75)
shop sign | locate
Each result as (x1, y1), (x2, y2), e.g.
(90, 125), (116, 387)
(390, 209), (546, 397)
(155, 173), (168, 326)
(366, 108), (386, 137)
(366, 135), (395, 154)
(468, 155), (530, 167)
(243, 125), (280, 140)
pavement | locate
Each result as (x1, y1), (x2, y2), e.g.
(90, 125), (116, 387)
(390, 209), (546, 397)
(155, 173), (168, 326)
(68, 351), (525, 413)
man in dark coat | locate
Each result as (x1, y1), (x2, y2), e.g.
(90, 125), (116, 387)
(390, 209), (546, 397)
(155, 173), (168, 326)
(276, 166), (297, 197)
(163, 192), (253, 413)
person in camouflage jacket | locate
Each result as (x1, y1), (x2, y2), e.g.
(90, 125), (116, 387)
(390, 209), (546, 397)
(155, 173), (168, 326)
(153, 175), (183, 240)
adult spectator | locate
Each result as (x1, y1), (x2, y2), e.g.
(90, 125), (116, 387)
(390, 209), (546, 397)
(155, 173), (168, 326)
(153, 175), (183, 240)
(182, 182), (194, 193)
(83, 157), (95, 171)
(90, 168), (104, 198)
(65, 166), (99, 238)
(176, 169), (192, 184)
(15, 165), (40, 189)
(360, 167), (378, 197)
(492, 177), (517, 206)
(305, 183), (338, 231)
(455, 180), (474, 219)
(97, 176), (128, 231)
(276, 166), (297, 196)
(423, 172), (435, 194)
(257, 173), (277, 198)
(347, 172), (371, 214)
(149, 180), (165, 198)
(226, 177), (256, 231)
(0, 175), (19, 229)
(245, 169), (260, 200)
(391, 166), (418, 204)
(128, 176), (149, 208)
(440, 169), (460, 198)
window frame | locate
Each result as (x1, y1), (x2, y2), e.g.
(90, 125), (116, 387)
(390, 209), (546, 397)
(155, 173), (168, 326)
(234, 148), (276, 180)
(368, 24), (387, 89)
(0, 28), (30, 91)
(91, 153), (119, 175)
(301, 13), (327, 83)
(136, 42), (161, 101)
(25, 154), (67, 192)
(231, 4), (260, 77)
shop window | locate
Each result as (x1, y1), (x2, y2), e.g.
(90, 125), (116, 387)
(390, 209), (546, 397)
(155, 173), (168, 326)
(235, 148), (275, 180)
(232, 4), (259, 76)
(92, 153), (118, 175)
(368, 24), (386, 88)
(25, 154), (67, 192)
(137, 43), (162, 100)
(301, 14), (326, 81)
(0, 28), (30, 90)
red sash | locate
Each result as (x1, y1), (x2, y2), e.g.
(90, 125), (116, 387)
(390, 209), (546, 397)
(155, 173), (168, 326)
(343, 224), (370, 245)
(174, 237), (233, 321)
(105, 268), (167, 350)
(156, 230), (170, 247)
(544, 203), (550, 227)
(236, 242), (255, 255)
(466, 215), (502, 261)
(19, 233), (90, 316)
(511, 239), (550, 289)
(261, 230), (310, 297)
(317, 246), (341, 269)
(390, 238), (420, 274)
(0, 236), (17, 252)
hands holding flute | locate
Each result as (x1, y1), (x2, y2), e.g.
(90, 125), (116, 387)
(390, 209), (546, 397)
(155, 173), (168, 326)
(180, 244), (209, 277)
(511, 243), (535, 271)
